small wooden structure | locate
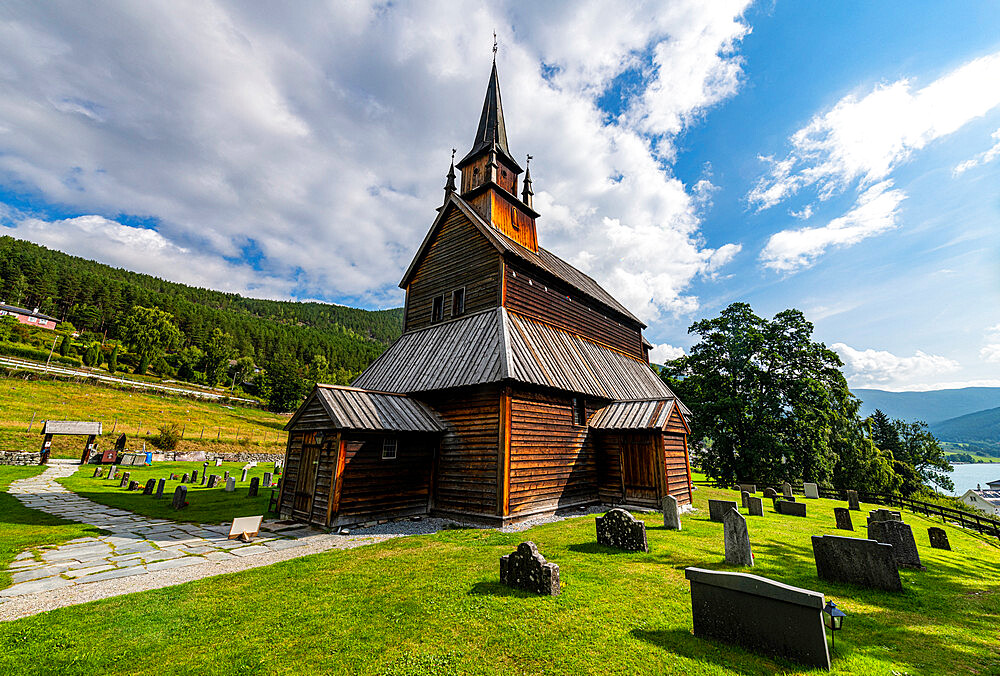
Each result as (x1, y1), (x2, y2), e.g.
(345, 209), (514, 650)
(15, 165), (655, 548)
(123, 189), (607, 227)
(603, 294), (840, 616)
(40, 421), (102, 465)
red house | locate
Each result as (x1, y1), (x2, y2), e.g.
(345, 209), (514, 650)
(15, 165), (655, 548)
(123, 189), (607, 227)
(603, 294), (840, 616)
(0, 303), (58, 330)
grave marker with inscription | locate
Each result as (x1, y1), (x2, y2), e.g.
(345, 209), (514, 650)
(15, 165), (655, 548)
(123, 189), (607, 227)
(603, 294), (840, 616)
(248, 476), (260, 498)
(812, 535), (901, 591)
(709, 499), (739, 523)
(225, 477), (236, 492)
(803, 483), (819, 499)
(834, 507), (854, 531)
(500, 542), (560, 596)
(172, 485), (187, 510)
(775, 500), (806, 517)
(207, 474), (220, 488)
(847, 490), (860, 511)
(928, 527), (950, 550)
(747, 496), (764, 517)
(155, 478), (165, 498)
(723, 509), (754, 567)
(143, 478), (155, 495)
(782, 482), (793, 498)
(741, 490), (750, 509)
(868, 519), (924, 569)
(663, 494), (681, 530)
(263, 471), (273, 486)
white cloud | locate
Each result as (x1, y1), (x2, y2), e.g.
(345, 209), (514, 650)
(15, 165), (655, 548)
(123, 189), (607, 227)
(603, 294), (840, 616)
(955, 127), (1000, 175)
(979, 324), (1000, 363)
(833, 342), (959, 389)
(648, 343), (685, 364)
(748, 51), (1000, 210)
(760, 180), (906, 272)
(0, 1), (750, 319)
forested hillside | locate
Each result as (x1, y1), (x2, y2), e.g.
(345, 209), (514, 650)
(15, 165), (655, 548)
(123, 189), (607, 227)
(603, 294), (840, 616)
(0, 236), (402, 404)
(855, 387), (1000, 425)
(930, 406), (1000, 458)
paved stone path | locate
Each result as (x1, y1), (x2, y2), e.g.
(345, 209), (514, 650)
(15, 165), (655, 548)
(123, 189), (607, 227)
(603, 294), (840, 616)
(2, 461), (346, 601)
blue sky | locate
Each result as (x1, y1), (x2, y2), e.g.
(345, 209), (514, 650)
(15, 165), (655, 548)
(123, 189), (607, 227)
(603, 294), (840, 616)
(0, 1), (999, 391)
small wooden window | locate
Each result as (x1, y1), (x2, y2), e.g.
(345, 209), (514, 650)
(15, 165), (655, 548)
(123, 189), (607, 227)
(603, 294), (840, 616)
(572, 397), (586, 426)
(510, 205), (519, 230)
(432, 295), (444, 323)
(382, 437), (397, 460)
(452, 288), (465, 317)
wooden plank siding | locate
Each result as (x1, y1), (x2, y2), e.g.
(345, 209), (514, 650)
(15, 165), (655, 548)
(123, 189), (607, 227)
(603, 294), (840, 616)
(504, 260), (644, 359)
(489, 193), (537, 251)
(278, 431), (304, 518)
(507, 388), (599, 515)
(404, 208), (501, 332)
(420, 385), (501, 517)
(663, 406), (693, 506)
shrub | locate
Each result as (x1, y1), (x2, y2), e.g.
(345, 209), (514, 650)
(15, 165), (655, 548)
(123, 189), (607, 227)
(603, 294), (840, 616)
(151, 423), (182, 451)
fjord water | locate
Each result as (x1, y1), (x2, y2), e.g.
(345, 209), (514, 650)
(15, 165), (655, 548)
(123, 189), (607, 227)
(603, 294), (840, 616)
(940, 463), (1000, 496)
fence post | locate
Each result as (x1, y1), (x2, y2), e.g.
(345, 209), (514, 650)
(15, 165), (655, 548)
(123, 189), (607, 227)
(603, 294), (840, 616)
(27, 411), (36, 432)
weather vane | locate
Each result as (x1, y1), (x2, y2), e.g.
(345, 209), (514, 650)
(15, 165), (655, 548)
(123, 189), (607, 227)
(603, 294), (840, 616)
(451, 148), (456, 162)
(493, 31), (497, 58)
(526, 154), (532, 167)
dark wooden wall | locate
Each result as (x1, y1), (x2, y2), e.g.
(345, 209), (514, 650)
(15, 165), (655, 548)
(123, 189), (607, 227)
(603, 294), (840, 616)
(506, 388), (599, 515)
(335, 432), (436, 523)
(489, 193), (536, 251)
(404, 208), (501, 332)
(663, 407), (692, 506)
(421, 385), (501, 518)
(460, 156), (489, 194)
(504, 260), (643, 358)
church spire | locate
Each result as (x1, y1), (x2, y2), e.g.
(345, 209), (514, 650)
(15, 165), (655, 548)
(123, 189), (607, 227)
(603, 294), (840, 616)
(444, 148), (457, 201)
(459, 60), (520, 172)
(521, 154), (534, 208)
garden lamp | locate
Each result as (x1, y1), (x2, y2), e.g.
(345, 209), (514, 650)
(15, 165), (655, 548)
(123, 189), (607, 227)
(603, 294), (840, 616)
(823, 600), (846, 648)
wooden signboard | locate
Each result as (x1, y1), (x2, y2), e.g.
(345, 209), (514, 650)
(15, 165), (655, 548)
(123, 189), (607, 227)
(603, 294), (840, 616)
(228, 515), (264, 541)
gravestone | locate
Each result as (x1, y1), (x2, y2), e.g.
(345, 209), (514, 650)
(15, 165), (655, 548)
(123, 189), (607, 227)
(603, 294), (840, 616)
(119, 471), (130, 488)
(207, 474), (220, 488)
(248, 476), (260, 498)
(171, 485), (187, 510)
(803, 482), (819, 499)
(738, 483), (756, 495)
(191, 470), (198, 483)
(107, 465), (117, 479)
(273, 461), (281, 473)
(723, 509), (754, 567)
(834, 507), (854, 531)
(128, 481), (139, 491)
(782, 482), (793, 498)
(812, 535), (901, 591)
(225, 477), (235, 492)
(747, 496), (764, 517)
(740, 490), (750, 509)
(783, 495), (796, 502)
(847, 489), (860, 511)
(155, 478), (165, 498)
(143, 478), (155, 495)
(240, 468), (248, 482)
(868, 509), (901, 525)
(499, 542), (560, 596)
(775, 500), (806, 517)
(928, 527), (951, 550)
(868, 519), (923, 569)
(224, 470), (230, 480)
(215, 458), (223, 466)
(685, 567), (830, 670)
(595, 508), (649, 552)
(662, 494), (681, 530)
(181, 473), (189, 483)
(202, 462), (209, 484)
(92, 467), (101, 478)
(763, 487), (777, 500)
(709, 499), (739, 523)
(263, 472), (273, 486)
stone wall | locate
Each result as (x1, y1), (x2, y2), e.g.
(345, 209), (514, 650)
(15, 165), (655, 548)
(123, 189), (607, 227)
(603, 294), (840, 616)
(0, 450), (42, 466)
(150, 450), (283, 464)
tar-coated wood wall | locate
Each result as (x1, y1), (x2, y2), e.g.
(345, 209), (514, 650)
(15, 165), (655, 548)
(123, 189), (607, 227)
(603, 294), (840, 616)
(504, 260), (643, 359)
(335, 432), (436, 523)
(507, 388), (599, 515)
(490, 193), (537, 251)
(421, 385), (500, 517)
(663, 407), (693, 506)
(405, 208), (501, 332)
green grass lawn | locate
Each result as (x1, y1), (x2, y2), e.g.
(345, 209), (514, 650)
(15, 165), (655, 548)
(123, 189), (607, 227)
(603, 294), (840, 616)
(1, 486), (998, 674)
(58, 461), (280, 524)
(0, 466), (106, 588)
(0, 376), (289, 457)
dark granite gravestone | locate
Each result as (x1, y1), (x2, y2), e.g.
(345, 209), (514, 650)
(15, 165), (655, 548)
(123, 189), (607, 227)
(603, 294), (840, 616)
(172, 485), (187, 510)
(662, 494), (681, 530)
(225, 477), (236, 492)
(155, 478), (165, 498)
(782, 482), (793, 498)
(240, 468), (248, 482)
(263, 471), (273, 487)
(202, 462), (209, 485)
(709, 499), (739, 523)
(738, 483), (756, 495)
(143, 478), (155, 495)
(595, 508), (649, 552)
(868, 509), (901, 524)
(740, 490), (750, 509)
(811, 535), (902, 591)
(119, 471), (130, 488)
(128, 481), (139, 491)
(847, 489), (860, 511)
(775, 500), (806, 517)
(181, 473), (190, 483)
(224, 470), (230, 480)
(868, 519), (924, 569)
(248, 476), (260, 498)
(803, 482), (819, 499)
(763, 487), (778, 500)
(783, 495), (796, 502)
(723, 509), (754, 567)
(747, 496), (764, 517)
(499, 541), (560, 596)
(834, 507), (854, 530)
(928, 527), (950, 550)
(207, 474), (220, 488)
(685, 567), (830, 670)
(191, 470), (198, 483)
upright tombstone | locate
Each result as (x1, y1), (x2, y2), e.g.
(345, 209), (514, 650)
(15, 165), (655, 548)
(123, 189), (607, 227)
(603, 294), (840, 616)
(207, 474), (220, 488)
(833, 507), (854, 531)
(846, 490), (860, 511)
(215, 458), (223, 467)
(127, 480), (140, 491)
(868, 509), (901, 525)
(747, 496), (764, 517)
(107, 465), (117, 480)
(928, 527), (951, 551)
(763, 487), (778, 500)
(119, 471), (130, 488)
(803, 483), (819, 499)
(812, 535), (902, 591)
(685, 567), (830, 670)
(738, 483), (756, 495)
(723, 509), (754, 567)
(92, 467), (101, 478)
(708, 499), (739, 523)
(740, 490), (751, 509)
(171, 485), (188, 510)
(775, 500), (807, 517)
(263, 471), (273, 487)
(143, 478), (156, 495)
(202, 462), (209, 485)
(595, 509), (649, 552)
(224, 470), (230, 480)
(248, 476), (260, 498)
(662, 494), (681, 530)
(155, 478), (165, 498)
(782, 482), (793, 498)
(191, 470), (198, 484)
(868, 519), (924, 569)
(499, 541), (560, 596)
(225, 477), (236, 492)
(240, 468), (248, 483)
(181, 473), (190, 484)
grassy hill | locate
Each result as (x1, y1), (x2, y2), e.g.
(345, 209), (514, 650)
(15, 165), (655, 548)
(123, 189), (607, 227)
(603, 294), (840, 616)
(854, 387), (1000, 425)
(931, 406), (1000, 458)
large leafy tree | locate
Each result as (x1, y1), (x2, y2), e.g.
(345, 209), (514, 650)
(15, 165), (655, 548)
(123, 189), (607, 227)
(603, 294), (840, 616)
(660, 302), (857, 487)
(258, 354), (308, 412)
(201, 328), (236, 386)
(869, 410), (953, 494)
(120, 305), (183, 374)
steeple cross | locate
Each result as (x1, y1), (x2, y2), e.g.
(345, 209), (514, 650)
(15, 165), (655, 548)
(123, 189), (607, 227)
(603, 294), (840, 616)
(493, 31), (497, 58)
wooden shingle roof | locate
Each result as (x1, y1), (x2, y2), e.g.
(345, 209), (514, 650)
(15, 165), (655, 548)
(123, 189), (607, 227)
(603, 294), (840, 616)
(588, 399), (689, 431)
(284, 385), (445, 433)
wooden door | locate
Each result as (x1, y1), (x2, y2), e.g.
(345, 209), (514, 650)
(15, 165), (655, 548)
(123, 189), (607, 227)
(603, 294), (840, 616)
(621, 434), (659, 503)
(293, 433), (320, 516)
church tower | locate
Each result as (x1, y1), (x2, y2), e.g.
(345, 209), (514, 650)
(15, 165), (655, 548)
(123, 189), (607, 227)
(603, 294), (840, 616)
(456, 62), (540, 252)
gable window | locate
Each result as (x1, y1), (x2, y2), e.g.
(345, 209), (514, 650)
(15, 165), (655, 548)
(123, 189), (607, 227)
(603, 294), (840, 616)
(382, 437), (398, 460)
(572, 397), (586, 426)
(431, 295), (444, 323)
(510, 205), (519, 230)
(451, 288), (466, 317)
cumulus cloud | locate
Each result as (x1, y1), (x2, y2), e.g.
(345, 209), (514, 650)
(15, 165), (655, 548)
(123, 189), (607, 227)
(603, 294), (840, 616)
(832, 342), (959, 388)
(748, 51), (1000, 210)
(979, 324), (1000, 363)
(0, 0), (750, 320)
(648, 343), (685, 364)
(760, 180), (906, 272)
(955, 127), (1000, 175)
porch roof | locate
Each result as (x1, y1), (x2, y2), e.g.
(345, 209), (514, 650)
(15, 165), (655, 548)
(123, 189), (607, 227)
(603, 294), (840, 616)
(284, 385), (445, 433)
(588, 399), (686, 431)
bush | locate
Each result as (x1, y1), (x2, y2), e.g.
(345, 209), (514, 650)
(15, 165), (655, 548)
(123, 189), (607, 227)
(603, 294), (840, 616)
(151, 423), (182, 451)
(0, 341), (82, 366)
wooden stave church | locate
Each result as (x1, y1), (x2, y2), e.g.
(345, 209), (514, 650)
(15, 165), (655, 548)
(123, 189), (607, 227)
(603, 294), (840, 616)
(279, 62), (694, 528)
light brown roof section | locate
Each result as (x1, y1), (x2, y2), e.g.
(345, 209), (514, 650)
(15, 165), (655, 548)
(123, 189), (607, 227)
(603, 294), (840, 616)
(284, 385), (445, 433)
(42, 421), (102, 435)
